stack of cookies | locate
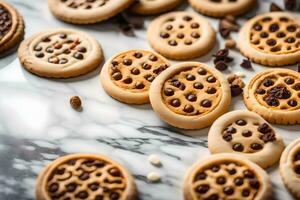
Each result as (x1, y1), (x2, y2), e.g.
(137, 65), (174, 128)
(1, 0), (299, 199)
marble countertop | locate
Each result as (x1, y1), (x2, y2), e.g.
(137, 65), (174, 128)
(0, 0), (299, 199)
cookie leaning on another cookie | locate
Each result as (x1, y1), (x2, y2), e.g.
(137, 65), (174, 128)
(280, 138), (300, 199)
(188, 0), (256, 18)
(0, 1), (24, 54)
(244, 68), (300, 125)
(100, 50), (170, 104)
(18, 28), (103, 78)
(149, 62), (231, 130)
(239, 12), (300, 66)
(130, 0), (183, 15)
(147, 11), (216, 60)
(36, 153), (137, 200)
(183, 153), (272, 200)
(208, 110), (285, 169)
(48, 0), (135, 24)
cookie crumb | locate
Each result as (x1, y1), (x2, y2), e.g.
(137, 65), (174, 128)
(148, 154), (162, 166)
(227, 74), (245, 97)
(215, 61), (228, 71)
(224, 39), (236, 49)
(147, 172), (161, 183)
(70, 96), (82, 110)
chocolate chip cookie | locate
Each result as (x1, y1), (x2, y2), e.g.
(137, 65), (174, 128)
(149, 62), (231, 129)
(18, 28), (103, 78)
(244, 68), (300, 124)
(208, 110), (285, 169)
(36, 153), (137, 200)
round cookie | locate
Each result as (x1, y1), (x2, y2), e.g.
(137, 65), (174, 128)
(100, 50), (170, 104)
(208, 110), (285, 169)
(130, 0), (182, 15)
(183, 154), (272, 200)
(147, 11), (216, 60)
(239, 12), (300, 66)
(0, 1), (24, 54)
(149, 62), (231, 129)
(188, 0), (256, 17)
(36, 153), (137, 200)
(48, 0), (135, 24)
(244, 68), (300, 125)
(280, 138), (300, 199)
(18, 28), (103, 78)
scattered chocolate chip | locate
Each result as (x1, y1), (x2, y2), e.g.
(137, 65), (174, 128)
(230, 85), (243, 97)
(89, 183), (99, 191)
(207, 194), (219, 200)
(134, 52), (143, 58)
(59, 58), (68, 64)
(228, 168), (236, 175)
(219, 18), (239, 38)
(267, 86), (291, 99)
(66, 182), (77, 192)
(109, 168), (121, 176)
(266, 39), (277, 46)
(264, 96), (280, 107)
(269, 23), (279, 32)
(70, 96), (82, 110)
(59, 33), (67, 39)
(215, 61), (228, 71)
(233, 143), (244, 152)
(35, 52), (44, 58)
(48, 183), (59, 193)
(191, 32), (200, 38)
(286, 37), (296, 43)
(222, 132), (233, 141)
(79, 172), (89, 180)
(285, 78), (295, 84)
(168, 40), (177, 46)
(183, 15), (192, 21)
(253, 23), (262, 31)
(77, 47), (87, 53)
(213, 49), (229, 58)
(263, 79), (274, 87)
(42, 37), (51, 42)
(34, 46), (42, 51)
(260, 32), (269, 38)
(149, 55), (158, 61)
(145, 75), (155, 82)
(76, 191), (89, 199)
(123, 77), (132, 84)
(177, 33), (185, 39)
(131, 68), (140, 75)
(270, 2), (283, 11)
(142, 63), (151, 70)
(225, 127), (237, 134)
(160, 32), (170, 38)
(112, 72), (122, 80)
(191, 23), (199, 29)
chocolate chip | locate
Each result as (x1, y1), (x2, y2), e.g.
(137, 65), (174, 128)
(242, 189), (250, 197)
(110, 192), (120, 200)
(201, 99), (212, 108)
(194, 82), (204, 89)
(228, 168), (236, 175)
(207, 87), (217, 94)
(263, 79), (274, 87)
(249, 179), (260, 189)
(184, 105), (194, 113)
(67, 159), (76, 165)
(78, 47), (87, 53)
(231, 85), (243, 97)
(266, 39), (277, 46)
(234, 177), (244, 186)
(42, 37), (51, 42)
(284, 0), (297, 10)
(294, 152), (300, 161)
(215, 61), (228, 71)
(244, 170), (255, 179)
(183, 16), (192, 21)
(35, 52), (44, 58)
(112, 72), (122, 80)
(253, 24), (262, 31)
(256, 88), (266, 94)
(236, 119), (247, 126)
(242, 130), (252, 137)
(59, 58), (68, 64)
(288, 100), (298, 107)
(123, 59), (132, 66)
(54, 43), (62, 49)
(294, 83), (300, 90)
(89, 183), (99, 191)
(258, 123), (271, 134)
(48, 57), (59, 64)
(55, 168), (65, 175)
(225, 127), (237, 134)
(109, 168), (121, 176)
(198, 68), (207, 75)
(277, 32), (286, 38)
(79, 172), (89, 180)
(160, 32), (170, 38)
(285, 78), (295, 84)
(269, 23), (279, 32)
(48, 183), (59, 193)
(287, 25), (297, 32)
(145, 75), (155, 82)
(34, 46), (42, 51)
(195, 172), (207, 180)
(191, 32), (200, 38)
(233, 143), (244, 152)
(170, 99), (181, 107)
(223, 187), (234, 195)
(63, 49), (70, 54)
(166, 25), (173, 30)
(207, 76), (216, 83)
(207, 194), (219, 200)
(219, 18), (239, 38)
(213, 49), (229, 58)
(191, 23), (199, 28)
(260, 32), (269, 38)
(59, 33), (67, 39)
(123, 77), (132, 84)
(286, 37), (296, 43)
(240, 59), (252, 69)
(66, 182), (77, 192)
(153, 64), (168, 74)
(135, 82), (145, 89)
(177, 33), (184, 39)
(172, 80), (182, 88)
(168, 40), (177, 46)
(134, 52), (143, 58)
(186, 74), (196, 81)
(164, 88), (174, 96)
(211, 165), (220, 172)
(295, 166), (300, 174)
(261, 132), (276, 143)
(186, 94), (197, 102)
(131, 68), (140, 75)
(264, 96), (280, 106)
(196, 184), (210, 194)
(73, 52), (83, 60)
(222, 132), (232, 141)
(142, 63), (151, 70)
(267, 86), (291, 99)
(216, 176), (226, 185)
(76, 191), (88, 199)
(251, 143), (263, 150)
(149, 55), (158, 61)
(270, 2), (283, 11)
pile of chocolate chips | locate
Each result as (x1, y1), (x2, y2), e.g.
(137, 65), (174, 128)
(0, 6), (12, 39)
(213, 49), (233, 71)
(263, 85), (291, 107)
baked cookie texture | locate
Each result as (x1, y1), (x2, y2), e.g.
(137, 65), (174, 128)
(100, 50), (170, 104)
(208, 110), (285, 169)
(183, 154), (272, 200)
(244, 68), (300, 125)
(147, 11), (216, 60)
(48, 0), (135, 24)
(0, 0), (24, 54)
(36, 153), (137, 200)
(239, 12), (300, 66)
(188, 0), (256, 17)
(130, 0), (182, 15)
(149, 62), (231, 129)
(18, 28), (103, 78)
(280, 138), (300, 199)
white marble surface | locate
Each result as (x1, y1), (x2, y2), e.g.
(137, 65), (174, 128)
(0, 0), (299, 199)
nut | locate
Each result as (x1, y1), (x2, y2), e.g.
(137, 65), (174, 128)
(70, 96), (82, 110)
(147, 172), (161, 183)
(148, 154), (162, 166)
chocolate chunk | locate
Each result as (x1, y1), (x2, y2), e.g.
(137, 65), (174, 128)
(207, 76), (216, 83)
(48, 183), (59, 193)
(149, 55), (158, 61)
(286, 37), (296, 43)
(215, 61), (228, 71)
(230, 85), (243, 97)
(288, 100), (297, 107)
(183, 15), (192, 21)
(110, 192), (120, 200)
(219, 18), (239, 38)
(270, 2), (283, 11)
(160, 32), (169, 38)
(34, 46), (42, 51)
(109, 168), (121, 177)
(123, 77), (132, 84)
(277, 32), (286, 38)
(236, 119), (247, 126)
(233, 143), (244, 152)
(264, 96), (280, 106)
(285, 78), (295, 84)
(260, 32), (269, 38)
(242, 130), (252, 137)
(257, 123), (271, 134)
(172, 80), (182, 88)
(79, 172), (89, 180)
(66, 182), (77, 192)
(134, 52), (143, 58)
(42, 37), (51, 42)
(194, 82), (204, 89)
(222, 132), (232, 141)
(142, 63), (151, 70)
(287, 25), (296, 32)
(59, 58), (68, 64)
(267, 86), (291, 99)
(216, 176), (226, 184)
(253, 24), (262, 31)
(211, 165), (220, 172)
(201, 99), (212, 107)
(263, 78), (274, 87)
(112, 72), (122, 81)
(225, 127), (237, 134)
(251, 143), (263, 150)
(256, 88), (266, 94)
(266, 39), (277, 46)
(207, 194), (219, 200)
(284, 0), (296, 10)
(135, 82), (145, 89)
(77, 47), (87, 53)
(184, 105), (194, 113)
(191, 22), (200, 28)
(234, 177), (244, 186)
(269, 23), (279, 32)
(46, 48), (54, 54)
(177, 33), (184, 39)
(242, 189), (250, 197)
(164, 88), (174, 96)
(76, 191), (88, 199)
(223, 187), (234, 195)
(191, 32), (200, 38)
(196, 184), (210, 194)
(153, 64), (168, 74)
(166, 25), (173, 30)
(54, 43), (62, 49)
(207, 87), (217, 94)
(89, 183), (99, 191)
(48, 57), (59, 64)
(186, 94), (197, 102)
(145, 75), (155, 82)
(186, 74), (196, 81)
(123, 59), (132, 66)
(240, 59), (252, 69)
(59, 33), (67, 39)
(35, 52), (44, 58)
(213, 49), (229, 58)
(73, 52), (84, 60)
(249, 179), (260, 189)
(198, 68), (207, 75)
(294, 83), (300, 90)
(228, 168), (236, 175)
(168, 40), (177, 46)
(260, 132), (276, 143)
(195, 172), (207, 180)
(131, 68), (140, 75)
(170, 99), (181, 107)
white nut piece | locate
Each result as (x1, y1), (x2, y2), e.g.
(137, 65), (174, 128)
(148, 154), (162, 166)
(147, 172), (161, 183)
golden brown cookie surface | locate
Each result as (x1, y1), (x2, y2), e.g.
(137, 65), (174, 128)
(244, 68), (300, 124)
(130, 0), (182, 15)
(36, 154), (137, 200)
